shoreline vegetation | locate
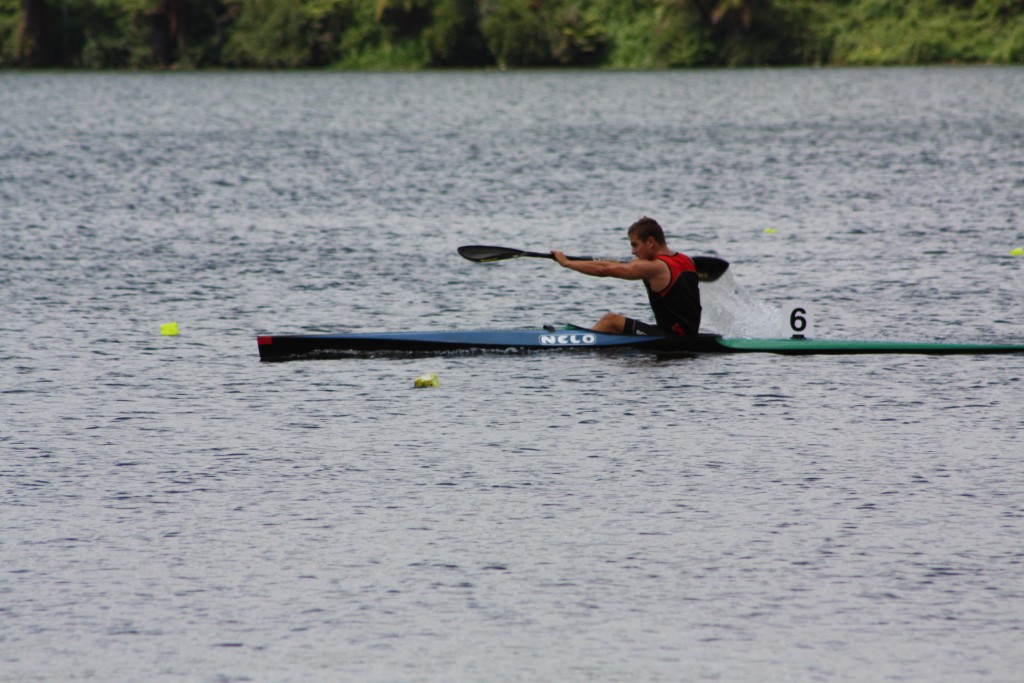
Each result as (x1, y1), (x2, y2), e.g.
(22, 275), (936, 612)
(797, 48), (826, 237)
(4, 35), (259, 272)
(2, 1), (1023, 70)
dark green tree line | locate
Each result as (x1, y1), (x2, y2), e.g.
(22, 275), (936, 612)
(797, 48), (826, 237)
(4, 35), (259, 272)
(1, 0), (1022, 68)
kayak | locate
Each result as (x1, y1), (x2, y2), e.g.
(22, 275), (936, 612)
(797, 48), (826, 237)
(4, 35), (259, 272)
(256, 325), (1024, 361)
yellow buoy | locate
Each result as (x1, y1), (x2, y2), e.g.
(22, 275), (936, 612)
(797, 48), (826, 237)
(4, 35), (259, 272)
(764, 228), (778, 235)
(161, 322), (179, 336)
(414, 373), (440, 388)
(1011, 247), (1023, 257)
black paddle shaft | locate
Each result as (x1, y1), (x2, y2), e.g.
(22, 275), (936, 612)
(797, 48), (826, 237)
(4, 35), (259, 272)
(457, 245), (729, 282)
(457, 245), (594, 262)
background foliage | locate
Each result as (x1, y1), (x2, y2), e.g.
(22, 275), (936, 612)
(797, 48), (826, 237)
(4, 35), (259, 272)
(2, 0), (1023, 68)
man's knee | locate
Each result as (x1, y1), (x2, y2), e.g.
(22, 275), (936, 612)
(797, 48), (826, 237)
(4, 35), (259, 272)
(595, 313), (626, 333)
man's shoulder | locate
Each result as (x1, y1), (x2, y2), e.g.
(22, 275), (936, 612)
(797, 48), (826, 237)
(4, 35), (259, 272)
(659, 252), (695, 270)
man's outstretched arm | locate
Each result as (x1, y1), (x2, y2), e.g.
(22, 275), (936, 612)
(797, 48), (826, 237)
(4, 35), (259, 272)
(551, 251), (663, 281)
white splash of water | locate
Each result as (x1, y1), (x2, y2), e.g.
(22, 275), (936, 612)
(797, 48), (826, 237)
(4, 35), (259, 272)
(700, 272), (791, 338)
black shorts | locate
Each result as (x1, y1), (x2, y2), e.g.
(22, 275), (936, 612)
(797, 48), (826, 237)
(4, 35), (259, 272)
(623, 318), (671, 336)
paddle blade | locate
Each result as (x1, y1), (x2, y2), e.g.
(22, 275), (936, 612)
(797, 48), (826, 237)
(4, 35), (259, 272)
(693, 256), (729, 282)
(458, 245), (530, 262)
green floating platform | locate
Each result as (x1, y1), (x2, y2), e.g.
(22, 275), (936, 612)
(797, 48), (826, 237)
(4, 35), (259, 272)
(717, 337), (1024, 355)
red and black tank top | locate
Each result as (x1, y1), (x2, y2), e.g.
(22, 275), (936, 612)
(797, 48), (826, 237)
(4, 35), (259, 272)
(644, 253), (702, 336)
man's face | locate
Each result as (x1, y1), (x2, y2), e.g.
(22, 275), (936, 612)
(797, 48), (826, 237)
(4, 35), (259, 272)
(630, 235), (655, 260)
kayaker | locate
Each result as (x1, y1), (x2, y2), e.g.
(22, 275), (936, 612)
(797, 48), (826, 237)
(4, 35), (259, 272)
(551, 216), (701, 336)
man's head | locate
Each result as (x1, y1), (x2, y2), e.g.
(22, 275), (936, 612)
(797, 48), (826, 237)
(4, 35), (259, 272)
(628, 217), (666, 260)
(628, 217), (666, 245)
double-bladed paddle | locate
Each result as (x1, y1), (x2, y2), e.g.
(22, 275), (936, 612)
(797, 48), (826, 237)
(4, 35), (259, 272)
(457, 245), (730, 282)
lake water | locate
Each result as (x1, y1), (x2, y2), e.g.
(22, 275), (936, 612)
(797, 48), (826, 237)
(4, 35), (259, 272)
(2, 68), (1023, 682)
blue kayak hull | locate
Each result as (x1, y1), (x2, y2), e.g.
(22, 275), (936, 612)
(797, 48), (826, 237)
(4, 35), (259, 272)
(256, 327), (1024, 361)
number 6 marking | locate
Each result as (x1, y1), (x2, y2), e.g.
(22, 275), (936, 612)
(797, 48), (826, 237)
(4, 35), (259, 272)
(790, 307), (807, 333)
